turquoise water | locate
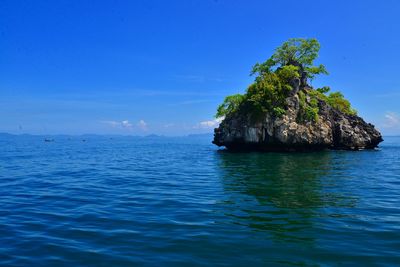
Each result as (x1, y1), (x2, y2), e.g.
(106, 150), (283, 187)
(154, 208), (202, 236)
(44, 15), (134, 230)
(0, 134), (399, 266)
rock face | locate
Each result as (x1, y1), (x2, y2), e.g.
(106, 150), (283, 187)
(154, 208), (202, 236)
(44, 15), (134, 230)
(213, 91), (383, 151)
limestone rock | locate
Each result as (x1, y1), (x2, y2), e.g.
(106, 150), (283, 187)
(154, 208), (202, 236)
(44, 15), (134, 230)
(213, 93), (383, 151)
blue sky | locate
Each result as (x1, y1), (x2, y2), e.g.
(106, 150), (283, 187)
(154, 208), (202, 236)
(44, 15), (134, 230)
(1, 0), (399, 135)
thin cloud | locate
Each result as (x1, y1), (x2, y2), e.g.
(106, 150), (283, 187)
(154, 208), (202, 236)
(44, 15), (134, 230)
(169, 99), (214, 106)
(121, 120), (133, 128)
(163, 123), (175, 128)
(383, 112), (400, 128)
(101, 120), (133, 129)
(175, 74), (205, 83)
(194, 117), (224, 129)
(101, 120), (119, 127)
(173, 74), (224, 83)
(137, 120), (148, 131)
(374, 92), (400, 98)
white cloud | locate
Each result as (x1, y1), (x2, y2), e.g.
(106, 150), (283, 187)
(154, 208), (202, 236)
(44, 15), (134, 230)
(102, 120), (119, 127)
(101, 119), (148, 131)
(194, 117), (224, 129)
(173, 99), (213, 106)
(199, 120), (218, 128)
(101, 120), (133, 129)
(137, 119), (148, 131)
(163, 123), (175, 128)
(121, 120), (133, 128)
(175, 74), (205, 83)
(383, 112), (400, 128)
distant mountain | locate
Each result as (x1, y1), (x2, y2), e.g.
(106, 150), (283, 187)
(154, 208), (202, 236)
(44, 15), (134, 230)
(186, 133), (213, 138)
(0, 132), (14, 138)
(145, 134), (165, 138)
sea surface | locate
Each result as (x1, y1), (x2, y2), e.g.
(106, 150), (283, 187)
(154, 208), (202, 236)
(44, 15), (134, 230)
(0, 134), (399, 266)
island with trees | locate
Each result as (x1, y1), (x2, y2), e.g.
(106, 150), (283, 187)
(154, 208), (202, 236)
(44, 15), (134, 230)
(213, 38), (382, 151)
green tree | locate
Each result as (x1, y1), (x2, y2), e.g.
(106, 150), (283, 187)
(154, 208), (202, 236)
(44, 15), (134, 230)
(244, 65), (300, 117)
(316, 86), (331, 94)
(327, 92), (357, 115)
(216, 94), (245, 118)
(251, 38), (328, 80)
(215, 38), (356, 121)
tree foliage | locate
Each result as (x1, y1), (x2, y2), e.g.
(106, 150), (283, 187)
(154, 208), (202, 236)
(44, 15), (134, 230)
(316, 86), (331, 94)
(215, 38), (356, 121)
(251, 38), (328, 80)
(245, 66), (300, 115)
(326, 92), (357, 115)
(308, 88), (357, 116)
(216, 94), (245, 118)
(298, 90), (320, 122)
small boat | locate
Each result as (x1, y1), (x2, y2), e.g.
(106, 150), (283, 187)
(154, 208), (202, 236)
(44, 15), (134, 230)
(44, 139), (54, 142)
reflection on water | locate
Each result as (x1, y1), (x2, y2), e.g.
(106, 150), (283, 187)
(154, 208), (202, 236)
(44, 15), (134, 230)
(1, 136), (399, 266)
(216, 151), (358, 244)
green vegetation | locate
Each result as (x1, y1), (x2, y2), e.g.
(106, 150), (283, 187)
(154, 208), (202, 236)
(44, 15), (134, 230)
(251, 38), (328, 80)
(297, 87), (357, 122)
(216, 38), (357, 122)
(298, 90), (319, 122)
(216, 94), (244, 117)
(326, 92), (357, 115)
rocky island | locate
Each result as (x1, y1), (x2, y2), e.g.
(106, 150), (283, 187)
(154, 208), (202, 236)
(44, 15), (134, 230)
(213, 38), (383, 151)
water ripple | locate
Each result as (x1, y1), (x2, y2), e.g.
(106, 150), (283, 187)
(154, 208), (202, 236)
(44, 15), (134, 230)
(0, 135), (399, 266)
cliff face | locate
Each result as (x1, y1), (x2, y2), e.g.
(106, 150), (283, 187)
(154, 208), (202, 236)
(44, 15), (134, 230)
(213, 90), (383, 151)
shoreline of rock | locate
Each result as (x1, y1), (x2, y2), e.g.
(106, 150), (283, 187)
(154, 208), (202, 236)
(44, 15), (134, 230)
(213, 93), (383, 151)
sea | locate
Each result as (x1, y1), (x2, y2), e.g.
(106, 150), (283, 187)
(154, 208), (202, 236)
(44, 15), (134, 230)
(0, 134), (399, 266)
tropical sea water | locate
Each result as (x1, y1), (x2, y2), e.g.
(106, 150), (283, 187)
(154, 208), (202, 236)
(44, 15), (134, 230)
(0, 134), (399, 266)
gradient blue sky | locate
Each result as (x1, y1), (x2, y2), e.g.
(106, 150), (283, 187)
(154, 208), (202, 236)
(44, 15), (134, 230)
(1, 0), (399, 135)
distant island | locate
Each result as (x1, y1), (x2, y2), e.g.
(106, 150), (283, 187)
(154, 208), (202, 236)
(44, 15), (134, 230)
(213, 38), (383, 151)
